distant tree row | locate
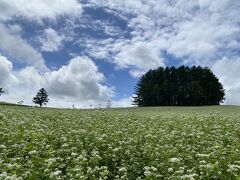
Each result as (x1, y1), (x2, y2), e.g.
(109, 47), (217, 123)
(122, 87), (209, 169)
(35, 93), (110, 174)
(133, 66), (225, 106)
(0, 87), (49, 107)
(0, 87), (112, 108)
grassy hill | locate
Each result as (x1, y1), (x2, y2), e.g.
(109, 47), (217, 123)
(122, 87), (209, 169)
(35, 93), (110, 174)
(0, 105), (239, 179)
(0, 101), (29, 107)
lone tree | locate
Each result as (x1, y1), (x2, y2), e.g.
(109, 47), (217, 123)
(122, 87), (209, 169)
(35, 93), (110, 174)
(133, 66), (225, 106)
(33, 88), (49, 107)
(0, 88), (4, 96)
(106, 100), (112, 108)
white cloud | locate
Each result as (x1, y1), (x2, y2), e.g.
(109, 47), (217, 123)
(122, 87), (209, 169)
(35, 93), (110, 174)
(0, 0), (82, 22)
(0, 54), (17, 90)
(212, 57), (240, 105)
(0, 24), (46, 69)
(45, 56), (113, 102)
(78, 0), (240, 105)
(0, 55), (113, 107)
(0, 0), (83, 69)
(112, 96), (133, 108)
(83, 0), (240, 77)
(114, 41), (165, 77)
(167, 17), (239, 65)
(0, 0), (82, 70)
(1, 0), (240, 106)
(17, 67), (44, 89)
(40, 28), (64, 52)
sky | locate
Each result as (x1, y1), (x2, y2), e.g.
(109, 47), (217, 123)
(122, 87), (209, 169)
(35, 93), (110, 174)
(0, 0), (240, 108)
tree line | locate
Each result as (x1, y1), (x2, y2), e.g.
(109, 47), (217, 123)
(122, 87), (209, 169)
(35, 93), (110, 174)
(0, 87), (49, 107)
(1, 66), (225, 107)
(0, 88), (112, 108)
(133, 66), (225, 106)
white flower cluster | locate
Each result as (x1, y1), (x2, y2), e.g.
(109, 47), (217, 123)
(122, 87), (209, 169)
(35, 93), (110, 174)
(0, 106), (239, 179)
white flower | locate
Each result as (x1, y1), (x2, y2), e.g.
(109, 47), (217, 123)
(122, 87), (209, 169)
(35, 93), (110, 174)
(71, 152), (78, 157)
(28, 150), (37, 155)
(0, 144), (6, 149)
(169, 158), (180, 163)
(168, 168), (174, 173)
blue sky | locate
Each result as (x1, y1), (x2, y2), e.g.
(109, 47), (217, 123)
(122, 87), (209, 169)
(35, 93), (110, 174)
(0, 0), (240, 107)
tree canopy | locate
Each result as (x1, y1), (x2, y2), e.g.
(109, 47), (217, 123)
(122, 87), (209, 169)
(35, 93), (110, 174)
(133, 66), (225, 106)
(33, 88), (49, 107)
(0, 88), (4, 96)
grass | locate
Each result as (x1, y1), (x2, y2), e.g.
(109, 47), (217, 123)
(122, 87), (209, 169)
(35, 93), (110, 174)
(0, 104), (240, 179)
(0, 101), (29, 107)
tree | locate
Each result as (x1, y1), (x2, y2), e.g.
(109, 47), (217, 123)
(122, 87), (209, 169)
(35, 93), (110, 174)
(0, 88), (4, 96)
(133, 66), (225, 106)
(106, 100), (112, 108)
(33, 88), (49, 107)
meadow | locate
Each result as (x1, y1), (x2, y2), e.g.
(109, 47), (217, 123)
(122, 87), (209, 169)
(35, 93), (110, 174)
(0, 105), (240, 179)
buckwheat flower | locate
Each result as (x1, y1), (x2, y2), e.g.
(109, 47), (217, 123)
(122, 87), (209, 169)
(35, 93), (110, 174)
(62, 143), (68, 147)
(151, 166), (157, 172)
(228, 164), (240, 172)
(168, 168), (174, 173)
(196, 153), (210, 158)
(181, 174), (197, 180)
(7, 163), (13, 169)
(5, 174), (21, 180)
(28, 150), (37, 155)
(169, 158), (180, 163)
(144, 167), (152, 177)
(71, 152), (78, 157)
(119, 167), (127, 173)
(50, 170), (62, 178)
(0, 144), (6, 149)
(0, 172), (7, 178)
(113, 148), (119, 152)
(174, 170), (184, 175)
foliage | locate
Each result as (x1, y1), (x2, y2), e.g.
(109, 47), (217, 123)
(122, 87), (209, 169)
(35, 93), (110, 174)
(0, 105), (240, 179)
(106, 100), (112, 108)
(33, 88), (49, 107)
(133, 66), (225, 106)
(0, 88), (4, 96)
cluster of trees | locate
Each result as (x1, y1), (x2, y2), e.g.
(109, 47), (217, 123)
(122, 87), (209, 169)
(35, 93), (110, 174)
(1, 66), (226, 107)
(133, 66), (225, 106)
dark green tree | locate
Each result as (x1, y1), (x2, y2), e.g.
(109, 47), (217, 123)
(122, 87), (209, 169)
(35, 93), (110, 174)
(133, 66), (225, 106)
(33, 88), (49, 107)
(0, 88), (4, 96)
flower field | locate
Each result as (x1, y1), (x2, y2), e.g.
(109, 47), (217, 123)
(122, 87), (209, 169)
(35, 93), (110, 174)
(0, 105), (240, 179)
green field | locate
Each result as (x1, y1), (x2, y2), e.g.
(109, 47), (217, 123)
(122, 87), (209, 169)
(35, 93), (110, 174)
(0, 105), (240, 179)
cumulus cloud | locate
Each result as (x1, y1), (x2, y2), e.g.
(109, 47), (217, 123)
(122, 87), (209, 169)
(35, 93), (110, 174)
(45, 56), (113, 102)
(0, 55), (113, 107)
(0, 54), (17, 90)
(40, 28), (64, 52)
(212, 57), (240, 105)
